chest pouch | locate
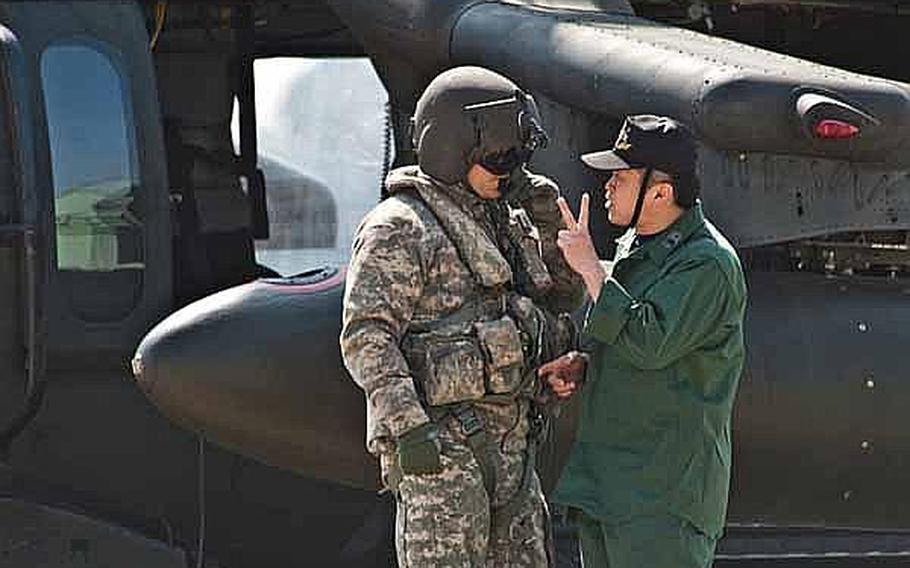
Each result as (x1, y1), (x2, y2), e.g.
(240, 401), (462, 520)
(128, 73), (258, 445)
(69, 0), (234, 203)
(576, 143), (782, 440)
(508, 208), (553, 294)
(418, 337), (487, 406)
(475, 315), (525, 395)
(404, 314), (527, 406)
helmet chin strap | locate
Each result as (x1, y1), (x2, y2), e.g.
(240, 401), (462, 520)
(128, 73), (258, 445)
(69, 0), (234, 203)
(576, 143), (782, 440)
(498, 176), (511, 197)
(625, 168), (653, 230)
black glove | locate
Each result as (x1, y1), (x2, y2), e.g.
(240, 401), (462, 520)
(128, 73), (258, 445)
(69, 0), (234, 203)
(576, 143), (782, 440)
(396, 422), (443, 475)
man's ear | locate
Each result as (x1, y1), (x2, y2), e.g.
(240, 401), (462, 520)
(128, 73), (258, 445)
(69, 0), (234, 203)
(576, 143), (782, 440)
(652, 181), (674, 202)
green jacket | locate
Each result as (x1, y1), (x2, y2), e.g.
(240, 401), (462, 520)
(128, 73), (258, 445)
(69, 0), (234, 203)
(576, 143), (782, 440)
(553, 203), (747, 538)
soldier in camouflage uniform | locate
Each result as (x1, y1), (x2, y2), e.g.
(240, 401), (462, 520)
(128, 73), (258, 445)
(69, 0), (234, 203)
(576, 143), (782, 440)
(340, 66), (583, 567)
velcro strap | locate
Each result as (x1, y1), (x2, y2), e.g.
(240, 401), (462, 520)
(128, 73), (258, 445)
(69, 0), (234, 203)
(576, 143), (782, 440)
(453, 405), (484, 437)
(451, 405), (496, 498)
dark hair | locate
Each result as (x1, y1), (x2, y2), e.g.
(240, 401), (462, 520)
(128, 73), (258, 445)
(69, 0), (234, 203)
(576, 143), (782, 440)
(671, 172), (699, 208)
(651, 169), (699, 209)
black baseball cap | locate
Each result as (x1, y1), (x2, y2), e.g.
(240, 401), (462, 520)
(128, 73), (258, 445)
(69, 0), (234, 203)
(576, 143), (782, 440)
(581, 114), (697, 176)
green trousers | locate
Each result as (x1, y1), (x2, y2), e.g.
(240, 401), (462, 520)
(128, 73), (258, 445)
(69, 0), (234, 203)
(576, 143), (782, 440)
(573, 509), (717, 568)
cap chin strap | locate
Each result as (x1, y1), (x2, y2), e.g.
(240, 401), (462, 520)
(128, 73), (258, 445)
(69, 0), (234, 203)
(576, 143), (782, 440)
(625, 168), (652, 230)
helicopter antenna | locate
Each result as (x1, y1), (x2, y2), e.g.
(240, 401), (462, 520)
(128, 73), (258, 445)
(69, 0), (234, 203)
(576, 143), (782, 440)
(196, 435), (207, 568)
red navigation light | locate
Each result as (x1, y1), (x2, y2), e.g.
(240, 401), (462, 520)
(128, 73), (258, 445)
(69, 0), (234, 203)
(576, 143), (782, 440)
(814, 119), (860, 139)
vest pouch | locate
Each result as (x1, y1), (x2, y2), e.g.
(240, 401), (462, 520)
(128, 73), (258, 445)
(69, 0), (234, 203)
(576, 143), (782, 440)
(475, 315), (525, 394)
(422, 338), (486, 406)
(509, 207), (553, 293)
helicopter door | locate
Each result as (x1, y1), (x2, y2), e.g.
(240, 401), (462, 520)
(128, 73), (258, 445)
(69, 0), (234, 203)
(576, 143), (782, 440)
(0, 25), (42, 451)
(29, 2), (172, 366)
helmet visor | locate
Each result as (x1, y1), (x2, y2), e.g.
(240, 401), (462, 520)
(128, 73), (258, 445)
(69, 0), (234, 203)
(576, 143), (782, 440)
(479, 148), (529, 176)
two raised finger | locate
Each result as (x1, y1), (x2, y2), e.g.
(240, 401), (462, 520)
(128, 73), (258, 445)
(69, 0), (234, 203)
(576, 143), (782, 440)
(556, 193), (590, 232)
(578, 193), (589, 231)
(556, 197), (577, 230)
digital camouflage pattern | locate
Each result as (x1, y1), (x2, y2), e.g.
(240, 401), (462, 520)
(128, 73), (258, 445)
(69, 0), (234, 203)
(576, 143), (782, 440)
(340, 165), (581, 566)
(388, 411), (549, 567)
(341, 166), (579, 452)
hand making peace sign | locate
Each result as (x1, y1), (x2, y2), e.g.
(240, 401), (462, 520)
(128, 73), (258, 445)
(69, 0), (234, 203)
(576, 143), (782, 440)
(556, 192), (606, 299)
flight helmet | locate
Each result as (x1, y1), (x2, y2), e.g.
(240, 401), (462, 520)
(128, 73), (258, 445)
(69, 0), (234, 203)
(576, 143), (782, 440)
(411, 66), (548, 185)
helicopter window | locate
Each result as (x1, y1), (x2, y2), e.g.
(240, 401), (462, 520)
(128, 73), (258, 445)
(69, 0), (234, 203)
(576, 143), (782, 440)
(41, 43), (143, 321)
(231, 57), (393, 276)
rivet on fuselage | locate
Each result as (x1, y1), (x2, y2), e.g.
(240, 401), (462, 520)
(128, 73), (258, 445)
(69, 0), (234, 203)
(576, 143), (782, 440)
(865, 378), (875, 390)
(860, 440), (873, 452)
(857, 322), (869, 332)
(842, 490), (853, 501)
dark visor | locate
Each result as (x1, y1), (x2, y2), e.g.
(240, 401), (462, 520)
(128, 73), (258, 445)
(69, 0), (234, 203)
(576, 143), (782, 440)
(479, 148), (528, 176)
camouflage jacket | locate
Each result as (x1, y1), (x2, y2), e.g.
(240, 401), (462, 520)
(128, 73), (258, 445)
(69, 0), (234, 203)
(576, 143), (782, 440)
(340, 166), (582, 453)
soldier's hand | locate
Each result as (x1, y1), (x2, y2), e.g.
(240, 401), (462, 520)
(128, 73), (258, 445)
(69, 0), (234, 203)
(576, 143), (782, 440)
(396, 422), (443, 475)
(538, 351), (588, 400)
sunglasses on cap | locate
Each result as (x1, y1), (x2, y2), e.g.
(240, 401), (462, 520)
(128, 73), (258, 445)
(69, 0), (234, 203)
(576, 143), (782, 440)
(478, 148), (529, 176)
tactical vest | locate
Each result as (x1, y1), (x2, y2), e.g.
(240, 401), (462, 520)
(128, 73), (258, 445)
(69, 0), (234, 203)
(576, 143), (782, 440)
(386, 167), (555, 409)
(385, 169), (570, 547)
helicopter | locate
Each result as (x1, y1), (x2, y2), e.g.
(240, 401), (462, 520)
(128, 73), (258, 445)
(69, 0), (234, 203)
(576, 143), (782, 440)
(3, 0), (910, 566)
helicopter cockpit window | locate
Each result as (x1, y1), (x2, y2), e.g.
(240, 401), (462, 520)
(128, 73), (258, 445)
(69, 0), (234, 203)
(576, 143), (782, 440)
(231, 57), (392, 276)
(41, 43), (143, 321)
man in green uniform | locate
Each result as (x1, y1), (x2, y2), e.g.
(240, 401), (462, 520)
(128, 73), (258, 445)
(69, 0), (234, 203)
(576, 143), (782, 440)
(541, 114), (747, 567)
